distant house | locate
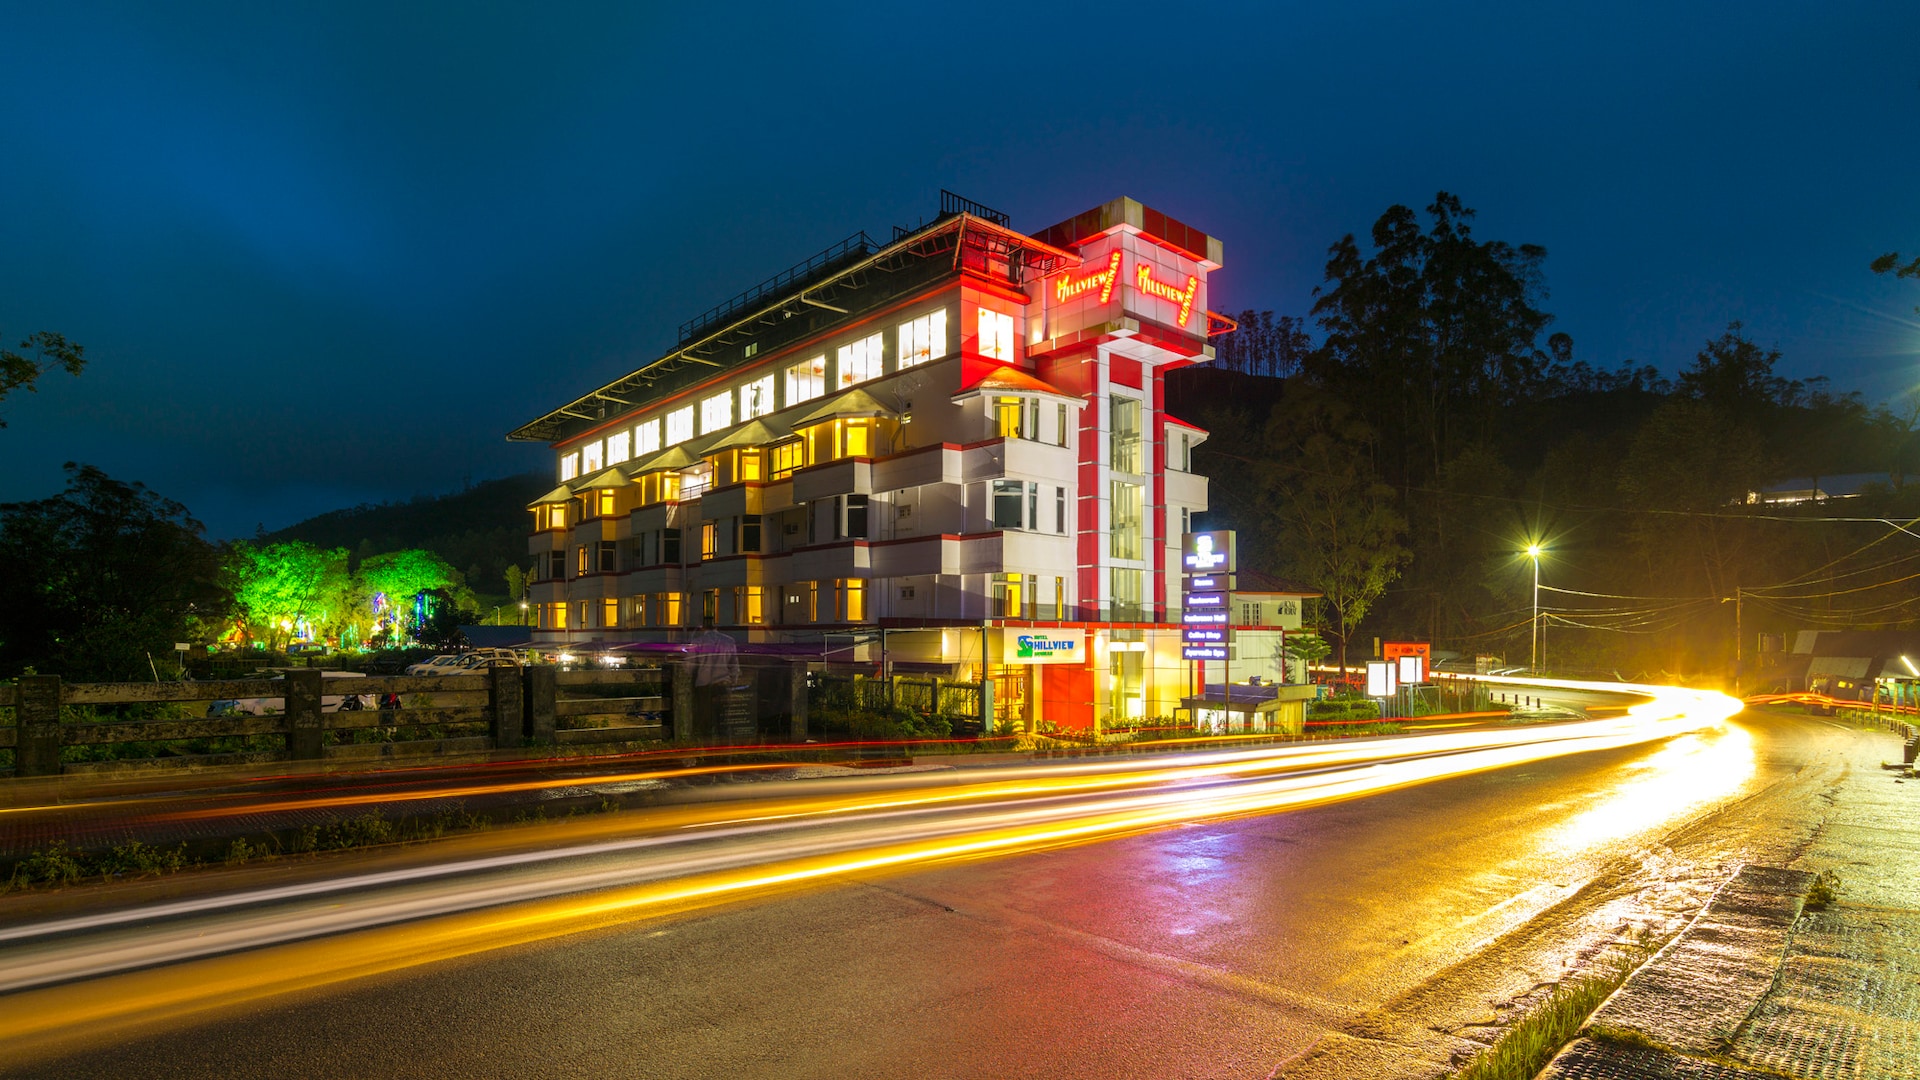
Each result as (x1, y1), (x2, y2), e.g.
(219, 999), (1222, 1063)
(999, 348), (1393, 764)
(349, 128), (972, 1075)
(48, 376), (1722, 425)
(1772, 629), (1920, 702)
(1742, 473), (1914, 506)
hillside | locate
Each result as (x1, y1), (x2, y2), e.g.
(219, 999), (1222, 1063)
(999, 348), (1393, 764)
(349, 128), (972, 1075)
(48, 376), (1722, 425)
(265, 472), (550, 597)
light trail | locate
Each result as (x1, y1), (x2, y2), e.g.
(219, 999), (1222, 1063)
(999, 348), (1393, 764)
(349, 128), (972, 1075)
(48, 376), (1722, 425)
(0, 677), (1741, 1062)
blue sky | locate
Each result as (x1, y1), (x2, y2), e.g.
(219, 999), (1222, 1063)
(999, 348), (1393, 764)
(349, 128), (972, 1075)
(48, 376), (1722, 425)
(3, 1), (1917, 536)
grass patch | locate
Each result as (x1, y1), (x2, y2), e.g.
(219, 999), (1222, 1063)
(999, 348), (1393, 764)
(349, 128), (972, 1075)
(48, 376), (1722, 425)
(1805, 869), (1840, 909)
(1454, 937), (1653, 1080)
(1587, 1024), (1668, 1052)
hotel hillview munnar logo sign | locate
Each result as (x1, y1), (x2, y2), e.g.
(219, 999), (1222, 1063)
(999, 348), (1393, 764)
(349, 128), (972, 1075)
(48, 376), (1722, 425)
(1050, 251), (1198, 328)
(999, 628), (1084, 665)
(1054, 250), (1124, 304)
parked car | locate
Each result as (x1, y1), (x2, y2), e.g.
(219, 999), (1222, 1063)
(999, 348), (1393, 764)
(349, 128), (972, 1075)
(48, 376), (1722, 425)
(287, 641), (327, 657)
(404, 655), (466, 676)
(207, 671), (375, 716)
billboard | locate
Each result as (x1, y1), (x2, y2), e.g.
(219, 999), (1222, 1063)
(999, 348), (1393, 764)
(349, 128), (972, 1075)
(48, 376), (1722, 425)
(998, 629), (1084, 665)
(1365, 661), (1397, 698)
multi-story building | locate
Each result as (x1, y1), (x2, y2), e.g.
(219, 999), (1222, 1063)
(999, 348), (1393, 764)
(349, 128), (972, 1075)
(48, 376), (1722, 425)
(508, 193), (1232, 731)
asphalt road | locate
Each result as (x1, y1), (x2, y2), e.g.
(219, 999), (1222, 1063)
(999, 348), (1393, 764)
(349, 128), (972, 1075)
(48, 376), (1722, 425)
(2, 709), (1873, 1080)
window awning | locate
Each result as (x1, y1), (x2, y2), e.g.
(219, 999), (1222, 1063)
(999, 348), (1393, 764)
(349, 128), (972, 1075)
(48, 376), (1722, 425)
(703, 417), (793, 452)
(795, 388), (895, 426)
(527, 483), (576, 508)
(629, 439), (711, 475)
(571, 466), (632, 492)
(951, 365), (1076, 402)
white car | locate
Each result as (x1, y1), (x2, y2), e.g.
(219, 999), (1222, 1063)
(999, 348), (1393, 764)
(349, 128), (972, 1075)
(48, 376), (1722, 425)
(208, 671), (376, 716)
(404, 655), (466, 676)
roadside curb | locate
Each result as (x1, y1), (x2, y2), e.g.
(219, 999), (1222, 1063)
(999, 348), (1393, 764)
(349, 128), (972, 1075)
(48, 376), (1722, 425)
(1535, 864), (1815, 1079)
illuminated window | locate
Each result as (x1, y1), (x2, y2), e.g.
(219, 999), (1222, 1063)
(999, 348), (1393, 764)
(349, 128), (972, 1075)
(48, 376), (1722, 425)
(665, 406), (694, 445)
(896, 310), (948, 369)
(769, 439), (806, 479)
(629, 594), (647, 627)
(979, 309), (1015, 361)
(559, 452), (580, 482)
(1111, 568), (1143, 622)
(655, 592), (682, 627)
(841, 578), (866, 622)
(581, 439), (604, 475)
(995, 396), (1025, 439)
(577, 601), (589, 629)
(597, 489), (616, 517)
(992, 573), (1024, 619)
(1111, 396), (1142, 473)
(1055, 577), (1067, 621)
(605, 430), (631, 466)
(737, 585), (764, 625)
(702, 589), (719, 625)
(843, 418), (870, 457)
(681, 462), (712, 499)
(550, 602), (568, 630)
(837, 332), (884, 387)
(740, 374), (775, 420)
(576, 546), (588, 576)
(1111, 481), (1142, 559)
(701, 391), (732, 435)
(603, 599), (619, 628)
(787, 355), (826, 405)
(701, 522), (716, 561)
(635, 418), (661, 457)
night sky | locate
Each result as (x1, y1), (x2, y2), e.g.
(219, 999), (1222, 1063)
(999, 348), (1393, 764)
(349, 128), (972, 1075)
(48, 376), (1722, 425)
(4, 2), (1918, 538)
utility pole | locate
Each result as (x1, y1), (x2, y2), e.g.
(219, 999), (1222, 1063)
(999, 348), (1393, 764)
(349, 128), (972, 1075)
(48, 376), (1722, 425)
(1734, 588), (1743, 695)
(1527, 545), (1542, 673)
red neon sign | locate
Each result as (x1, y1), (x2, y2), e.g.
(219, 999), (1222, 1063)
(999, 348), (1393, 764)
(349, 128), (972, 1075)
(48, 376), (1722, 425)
(1135, 263), (1198, 328)
(1054, 250), (1123, 304)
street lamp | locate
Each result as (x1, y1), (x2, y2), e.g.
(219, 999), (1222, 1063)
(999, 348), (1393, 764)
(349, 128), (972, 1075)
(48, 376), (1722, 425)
(1525, 544), (1543, 673)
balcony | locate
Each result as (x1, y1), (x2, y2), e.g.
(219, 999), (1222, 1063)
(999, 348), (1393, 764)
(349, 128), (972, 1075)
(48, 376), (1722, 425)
(1166, 468), (1209, 513)
(959, 438), (1074, 484)
(792, 458), (871, 504)
(787, 541), (871, 582)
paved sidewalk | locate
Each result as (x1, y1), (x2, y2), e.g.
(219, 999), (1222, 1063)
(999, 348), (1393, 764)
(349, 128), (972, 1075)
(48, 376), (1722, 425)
(1540, 720), (1920, 1079)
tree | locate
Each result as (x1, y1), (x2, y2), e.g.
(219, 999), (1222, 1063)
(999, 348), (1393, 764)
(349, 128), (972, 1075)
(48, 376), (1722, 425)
(1214, 310), (1313, 377)
(226, 541), (352, 651)
(358, 549), (467, 641)
(1309, 193), (1556, 489)
(0, 331), (85, 427)
(1872, 250), (1920, 312)
(1256, 392), (1411, 675)
(0, 464), (227, 680)
(1277, 632), (1331, 683)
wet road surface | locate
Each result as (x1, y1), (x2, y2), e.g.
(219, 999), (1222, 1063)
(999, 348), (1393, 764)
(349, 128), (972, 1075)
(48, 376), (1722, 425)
(0, 708), (1871, 1080)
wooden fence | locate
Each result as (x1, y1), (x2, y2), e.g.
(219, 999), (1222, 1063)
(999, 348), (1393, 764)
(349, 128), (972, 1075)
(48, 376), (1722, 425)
(0, 660), (812, 777)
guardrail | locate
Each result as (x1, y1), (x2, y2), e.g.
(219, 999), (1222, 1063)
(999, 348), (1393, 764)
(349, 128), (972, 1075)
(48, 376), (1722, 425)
(0, 659), (813, 778)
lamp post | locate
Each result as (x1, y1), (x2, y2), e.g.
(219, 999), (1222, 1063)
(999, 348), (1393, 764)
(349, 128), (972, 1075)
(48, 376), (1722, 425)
(1526, 544), (1543, 673)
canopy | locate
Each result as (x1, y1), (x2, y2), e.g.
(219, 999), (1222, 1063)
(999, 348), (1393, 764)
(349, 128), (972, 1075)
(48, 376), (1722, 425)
(629, 439), (709, 475)
(527, 483), (576, 507)
(795, 388), (895, 426)
(571, 466), (632, 491)
(703, 417), (793, 452)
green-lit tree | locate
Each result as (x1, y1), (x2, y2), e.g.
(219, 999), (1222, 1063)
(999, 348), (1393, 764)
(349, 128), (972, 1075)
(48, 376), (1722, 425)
(0, 464), (227, 679)
(357, 549), (471, 641)
(226, 541), (352, 651)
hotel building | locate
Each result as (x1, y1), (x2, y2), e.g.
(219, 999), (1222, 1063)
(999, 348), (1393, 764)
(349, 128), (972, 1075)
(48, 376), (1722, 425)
(509, 193), (1263, 731)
